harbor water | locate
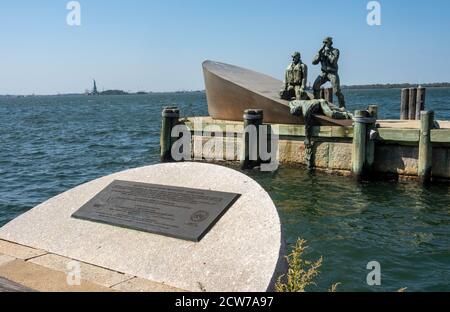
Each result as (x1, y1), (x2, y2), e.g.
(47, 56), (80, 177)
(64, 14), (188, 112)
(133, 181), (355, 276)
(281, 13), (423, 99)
(0, 89), (449, 291)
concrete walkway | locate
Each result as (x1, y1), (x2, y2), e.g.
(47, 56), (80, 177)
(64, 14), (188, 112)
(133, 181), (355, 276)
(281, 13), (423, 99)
(0, 239), (181, 292)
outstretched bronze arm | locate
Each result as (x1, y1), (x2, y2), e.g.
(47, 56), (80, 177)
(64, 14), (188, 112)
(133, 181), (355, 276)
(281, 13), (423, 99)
(313, 44), (326, 64)
(282, 69), (289, 90)
(301, 64), (308, 90)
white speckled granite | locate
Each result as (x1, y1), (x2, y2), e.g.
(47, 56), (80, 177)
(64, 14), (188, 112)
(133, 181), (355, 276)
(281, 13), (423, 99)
(29, 254), (133, 288)
(0, 163), (285, 292)
(0, 240), (47, 260)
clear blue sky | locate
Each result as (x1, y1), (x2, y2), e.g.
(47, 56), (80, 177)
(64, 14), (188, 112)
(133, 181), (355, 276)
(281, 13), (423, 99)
(0, 0), (449, 94)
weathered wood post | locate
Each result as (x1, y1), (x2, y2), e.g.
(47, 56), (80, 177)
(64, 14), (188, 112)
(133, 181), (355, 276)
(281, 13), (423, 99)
(400, 88), (410, 120)
(366, 105), (378, 175)
(418, 110), (434, 184)
(241, 109), (263, 169)
(408, 88), (417, 120)
(352, 110), (369, 179)
(160, 106), (180, 162)
(416, 87), (426, 120)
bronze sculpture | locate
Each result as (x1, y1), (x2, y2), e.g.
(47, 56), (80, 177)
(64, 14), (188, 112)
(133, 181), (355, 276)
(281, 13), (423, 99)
(289, 99), (353, 121)
(289, 99), (353, 170)
(202, 60), (352, 126)
(312, 37), (346, 108)
(280, 52), (308, 101)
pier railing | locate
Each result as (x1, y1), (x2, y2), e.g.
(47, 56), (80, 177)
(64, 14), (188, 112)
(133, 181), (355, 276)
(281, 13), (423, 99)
(182, 117), (449, 144)
(161, 108), (450, 183)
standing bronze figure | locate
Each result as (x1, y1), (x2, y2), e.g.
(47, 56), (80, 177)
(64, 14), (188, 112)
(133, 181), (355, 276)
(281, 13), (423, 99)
(312, 37), (346, 108)
(280, 52), (308, 101)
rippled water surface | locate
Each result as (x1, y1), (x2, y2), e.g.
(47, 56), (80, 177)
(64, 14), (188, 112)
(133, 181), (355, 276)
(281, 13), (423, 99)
(0, 89), (449, 291)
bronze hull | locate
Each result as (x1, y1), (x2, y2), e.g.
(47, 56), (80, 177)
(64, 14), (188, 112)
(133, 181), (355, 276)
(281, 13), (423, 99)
(203, 60), (352, 126)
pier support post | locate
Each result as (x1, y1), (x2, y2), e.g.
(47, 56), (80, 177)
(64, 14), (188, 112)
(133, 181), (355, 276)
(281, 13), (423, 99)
(416, 87), (426, 120)
(366, 105), (378, 176)
(241, 109), (263, 169)
(160, 106), (180, 162)
(408, 88), (417, 120)
(352, 110), (369, 179)
(400, 88), (410, 120)
(418, 110), (434, 184)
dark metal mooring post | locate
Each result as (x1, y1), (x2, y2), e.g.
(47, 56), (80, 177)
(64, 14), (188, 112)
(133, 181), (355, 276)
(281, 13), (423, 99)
(241, 109), (263, 169)
(160, 106), (180, 162)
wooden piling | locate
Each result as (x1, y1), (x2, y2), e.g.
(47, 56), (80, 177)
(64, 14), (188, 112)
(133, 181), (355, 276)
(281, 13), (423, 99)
(160, 106), (180, 162)
(400, 88), (410, 120)
(408, 88), (417, 120)
(241, 109), (263, 169)
(352, 110), (368, 179)
(366, 105), (378, 175)
(416, 87), (426, 120)
(418, 110), (434, 184)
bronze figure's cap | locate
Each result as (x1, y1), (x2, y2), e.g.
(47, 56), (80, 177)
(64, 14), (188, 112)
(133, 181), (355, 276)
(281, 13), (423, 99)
(292, 52), (301, 58)
(323, 37), (333, 43)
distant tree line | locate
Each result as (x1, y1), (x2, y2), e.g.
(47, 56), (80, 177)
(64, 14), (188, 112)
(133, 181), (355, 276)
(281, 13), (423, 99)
(92, 90), (205, 95)
(341, 82), (450, 90)
(99, 90), (129, 95)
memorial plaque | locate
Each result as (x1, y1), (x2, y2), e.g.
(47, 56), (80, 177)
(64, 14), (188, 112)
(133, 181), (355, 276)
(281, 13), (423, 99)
(72, 180), (241, 242)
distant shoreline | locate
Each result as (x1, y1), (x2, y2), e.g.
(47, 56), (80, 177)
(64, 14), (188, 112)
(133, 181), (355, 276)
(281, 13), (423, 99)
(2, 83), (450, 97)
(0, 90), (206, 97)
(341, 83), (450, 90)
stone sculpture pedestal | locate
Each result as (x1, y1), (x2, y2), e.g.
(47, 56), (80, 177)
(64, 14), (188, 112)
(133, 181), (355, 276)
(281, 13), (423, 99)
(0, 163), (285, 292)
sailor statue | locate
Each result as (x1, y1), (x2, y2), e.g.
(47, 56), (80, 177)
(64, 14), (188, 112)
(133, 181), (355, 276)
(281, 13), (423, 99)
(312, 37), (346, 108)
(280, 52), (308, 101)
